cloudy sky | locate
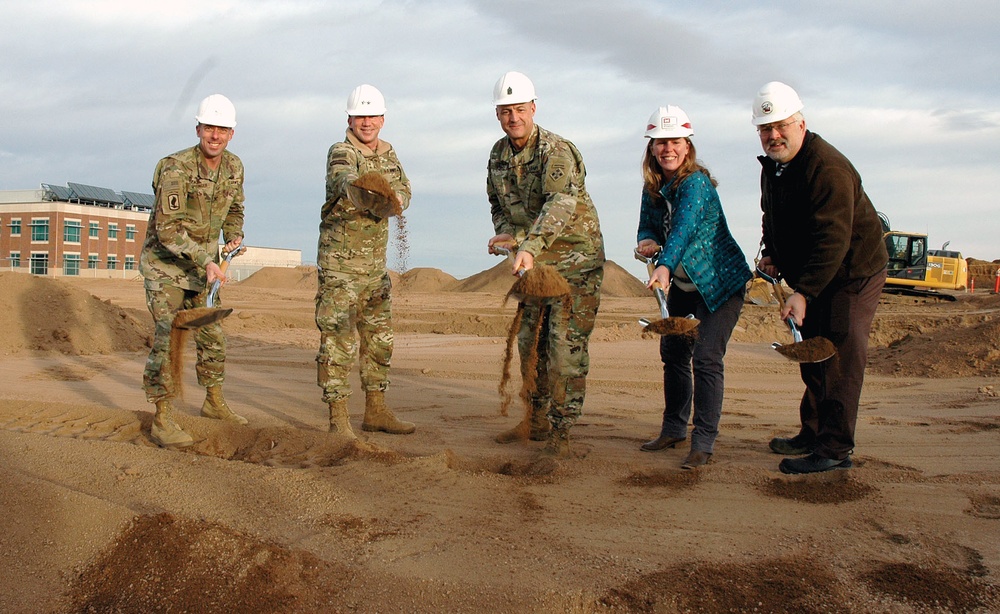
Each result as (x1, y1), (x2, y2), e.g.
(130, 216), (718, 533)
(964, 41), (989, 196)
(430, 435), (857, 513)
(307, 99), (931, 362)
(2, 0), (998, 280)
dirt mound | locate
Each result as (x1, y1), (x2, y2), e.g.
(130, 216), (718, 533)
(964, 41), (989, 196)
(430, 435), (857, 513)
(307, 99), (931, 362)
(239, 266), (318, 290)
(67, 512), (350, 613)
(0, 273), (151, 355)
(396, 267), (458, 293)
(968, 257), (1000, 290)
(867, 312), (1000, 378)
(601, 260), (649, 297)
(453, 260), (645, 297)
(239, 266), (405, 292)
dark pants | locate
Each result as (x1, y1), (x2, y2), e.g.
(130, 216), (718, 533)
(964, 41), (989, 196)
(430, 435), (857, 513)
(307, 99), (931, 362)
(795, 269), (886, 460)
(657, 285), (745, 453)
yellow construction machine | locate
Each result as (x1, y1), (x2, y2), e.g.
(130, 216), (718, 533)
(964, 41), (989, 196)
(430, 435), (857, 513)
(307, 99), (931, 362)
(880, 212), (967, 299)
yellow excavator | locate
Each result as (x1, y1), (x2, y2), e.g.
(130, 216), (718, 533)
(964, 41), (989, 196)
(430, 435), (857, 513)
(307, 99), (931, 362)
(879, 212), (967, 299)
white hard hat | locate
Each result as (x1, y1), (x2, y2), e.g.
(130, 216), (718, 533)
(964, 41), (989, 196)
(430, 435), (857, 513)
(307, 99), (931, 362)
(644, 105), (693, 138)
(751, 81), (804, 126)
(195, 94), (237, 128)
(346, 84), (386, 116)
(493, 71), (536, 106)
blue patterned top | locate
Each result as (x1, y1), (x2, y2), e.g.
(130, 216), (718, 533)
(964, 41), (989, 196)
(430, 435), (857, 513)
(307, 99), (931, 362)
(637, 170), (751, 312)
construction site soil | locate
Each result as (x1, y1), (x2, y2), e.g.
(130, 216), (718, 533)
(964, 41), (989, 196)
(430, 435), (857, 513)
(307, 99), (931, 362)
(1, 262), (998, 613)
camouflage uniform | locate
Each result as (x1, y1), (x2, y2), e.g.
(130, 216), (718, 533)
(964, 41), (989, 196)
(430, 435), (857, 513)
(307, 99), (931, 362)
(316, 129), (411, 402)
(487, 125), (605, 431)
(140, 146), (245, 402)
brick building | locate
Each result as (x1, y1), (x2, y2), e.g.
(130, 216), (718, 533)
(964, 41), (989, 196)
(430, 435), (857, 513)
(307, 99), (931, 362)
(0, 183), (151, 278)
(1, 183), (301, 279)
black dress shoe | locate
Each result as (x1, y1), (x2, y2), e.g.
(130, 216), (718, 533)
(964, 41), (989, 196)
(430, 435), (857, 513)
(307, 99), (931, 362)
(769, 436), (815, 456)
(681, 449), (711, 469)
(779, 453), (852, 474)
(640, 435), (685, 452)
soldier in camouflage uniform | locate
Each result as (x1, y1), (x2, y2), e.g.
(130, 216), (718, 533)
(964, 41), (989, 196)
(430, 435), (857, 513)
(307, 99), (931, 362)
(316, 84), (414, 438)
(140, 94), (247, 449)
(486, 72), (606, 458)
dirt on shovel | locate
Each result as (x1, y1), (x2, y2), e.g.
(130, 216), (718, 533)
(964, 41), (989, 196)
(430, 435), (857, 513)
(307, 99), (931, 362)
(774, 337), (837, 363)
(641, 317), (700, 340)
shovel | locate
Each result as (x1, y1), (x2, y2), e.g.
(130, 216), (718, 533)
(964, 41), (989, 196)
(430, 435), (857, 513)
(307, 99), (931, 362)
(173, 247), (242, 330)
(633, 248), (699, 337)
(755, 268), (836, 363)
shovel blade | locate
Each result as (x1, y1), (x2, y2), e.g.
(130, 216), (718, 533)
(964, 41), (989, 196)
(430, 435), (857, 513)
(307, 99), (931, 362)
(772, 337), (836, 363)
(173, 307), (234, 330)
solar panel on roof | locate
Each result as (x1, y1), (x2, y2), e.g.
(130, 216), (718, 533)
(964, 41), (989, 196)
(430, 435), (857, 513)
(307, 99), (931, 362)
(68, 182), (123, 204)
(121, 191), (156, 209)
(42, 183), (73, 201)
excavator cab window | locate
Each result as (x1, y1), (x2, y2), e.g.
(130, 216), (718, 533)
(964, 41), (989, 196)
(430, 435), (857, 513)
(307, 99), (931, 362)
(885, 233), (927, 280)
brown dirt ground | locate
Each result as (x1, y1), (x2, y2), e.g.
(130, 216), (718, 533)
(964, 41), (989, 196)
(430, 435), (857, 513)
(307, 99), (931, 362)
(1, 264), (999, 613)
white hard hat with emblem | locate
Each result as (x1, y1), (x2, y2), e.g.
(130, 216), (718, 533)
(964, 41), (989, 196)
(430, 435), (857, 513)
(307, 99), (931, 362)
(644, 105), (693, 139)
(346, 84), (387, 116)
(751, 81), (804, 126)
(493, 71), (537, 106)
(195, 94), (237, 128)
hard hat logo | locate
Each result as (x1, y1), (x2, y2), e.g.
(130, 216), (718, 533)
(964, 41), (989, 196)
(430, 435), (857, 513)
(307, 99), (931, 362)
(761, 102), (773, 115)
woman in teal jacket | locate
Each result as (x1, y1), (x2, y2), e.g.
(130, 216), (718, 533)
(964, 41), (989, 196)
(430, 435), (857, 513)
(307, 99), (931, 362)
(636, 105), (752, 469)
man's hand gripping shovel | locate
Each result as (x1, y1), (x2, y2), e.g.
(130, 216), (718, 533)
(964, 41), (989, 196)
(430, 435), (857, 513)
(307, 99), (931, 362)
(173, 246), (245, 330)
(754, 267), (836, 363)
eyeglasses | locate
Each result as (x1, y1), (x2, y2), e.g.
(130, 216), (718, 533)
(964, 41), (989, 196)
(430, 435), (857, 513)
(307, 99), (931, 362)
(756, 119), (800, 135)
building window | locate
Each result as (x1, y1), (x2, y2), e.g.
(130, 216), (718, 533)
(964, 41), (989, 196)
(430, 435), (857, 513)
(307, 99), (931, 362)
(124, 255), (136, 270)
(30, 219), (50, 241)
(89, 222), (100, 238)
(108, 223), (119, 240)
(107, 255), (118, 270)
(30, 253), (48, 275)
(10, 219), (21, 236)
(88, 255), (99, 269)
(9, 252), (20, 268)
(64, 254), (81, 276)
(64, 220), (82, 243)
(126, 224), (137, 241)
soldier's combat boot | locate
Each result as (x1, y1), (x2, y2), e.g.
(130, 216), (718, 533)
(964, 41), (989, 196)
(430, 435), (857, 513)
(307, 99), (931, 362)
(362, 390), (415, 434)
(328, 399), (357, 438)
(151, 400), (195, 449)
(495, 406), (551, 444)
(541, 427), (571, 459)
(201, 385), (249, 425)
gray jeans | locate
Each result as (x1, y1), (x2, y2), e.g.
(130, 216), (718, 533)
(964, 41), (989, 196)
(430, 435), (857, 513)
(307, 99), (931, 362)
(657, 285), (745, 453)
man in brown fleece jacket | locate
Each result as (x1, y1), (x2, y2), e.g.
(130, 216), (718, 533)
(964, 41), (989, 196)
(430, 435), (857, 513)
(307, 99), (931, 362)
(751, 81), (888, 474)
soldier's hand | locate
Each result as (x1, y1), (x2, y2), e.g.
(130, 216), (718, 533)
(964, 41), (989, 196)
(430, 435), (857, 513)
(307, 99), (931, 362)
(488, 234), (516, 255)
(513, 250), (534, 275)
(206, 261), (225, 285)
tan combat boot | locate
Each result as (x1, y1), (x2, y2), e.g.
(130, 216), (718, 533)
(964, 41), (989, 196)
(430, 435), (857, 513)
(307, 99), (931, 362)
(362, 390), (415, 434)
(151, 400), (195, 449)
(201, 385), (249, 425)
(328, 399), (357, 439)
(541, 427), (571, 459)
(495, 406), (551, 444)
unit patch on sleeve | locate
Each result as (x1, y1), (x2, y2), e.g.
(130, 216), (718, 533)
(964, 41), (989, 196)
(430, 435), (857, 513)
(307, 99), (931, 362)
(160, 177), (184, 215)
